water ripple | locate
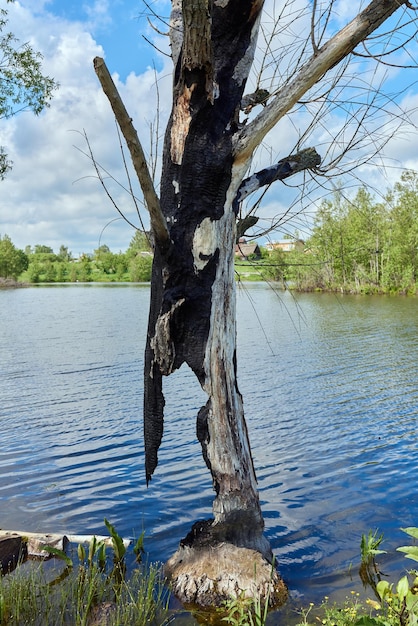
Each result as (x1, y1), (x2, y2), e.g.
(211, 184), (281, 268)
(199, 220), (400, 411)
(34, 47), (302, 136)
(1, 285), (418, 608)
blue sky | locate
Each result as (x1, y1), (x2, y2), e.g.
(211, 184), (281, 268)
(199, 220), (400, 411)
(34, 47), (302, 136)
(1, 0), (418, 256)
(44, 0), (163, 79)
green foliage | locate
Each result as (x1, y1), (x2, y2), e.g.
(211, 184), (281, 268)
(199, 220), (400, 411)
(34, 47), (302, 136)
(374, 573), (418, 626)
(295, 594), (379, 626)
(0, 523), (170, 626)
(134, 531), (145, 562)
(296, 527), (418, 626)
(0, 233), (28, 279)
(397, 528), (418, 564)
(104, 518), (126, 563)
(127, 230), (152, 255)
(41, 545), (74, 568)
(220, 561), (275, 626)
(359, 527), (418, 626)
(297, 173), (418, 294)
(263, 247), (287, 282)
(129, 252), (153, 282)
(221, 592), (270, 626)
(0, 2), (58, 179)
(361, 530), (386, 565)
(94, 245), (116, 275)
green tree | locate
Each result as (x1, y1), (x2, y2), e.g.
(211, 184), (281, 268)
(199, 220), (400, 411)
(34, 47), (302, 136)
(57, 245), (72, 262)
(342, 187), (388, 291)
(385, 171), (418, 292)
(43, 260), (56, 282)
(27, 261), (40, 283)
(0, 0), (57, 179)
(307, 186), (390, 291)
(55, 261), (68, 282)
(34, 244), (53, 254)
(77, 254), (92, 282)
(126, 230), (151, 256)
(129, 253), (152, 282)
(0, 233), (28, 279)
(285, 248), (314, 290)
(125, 231), (152, 281)
(114, 252), (128, 280)
(309, 193), (345, 287)
(264, 247), (287, 282)
(94, 244), (116, 275)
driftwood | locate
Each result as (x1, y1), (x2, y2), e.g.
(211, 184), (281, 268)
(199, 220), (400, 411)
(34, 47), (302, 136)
(0, 530), (131, 562)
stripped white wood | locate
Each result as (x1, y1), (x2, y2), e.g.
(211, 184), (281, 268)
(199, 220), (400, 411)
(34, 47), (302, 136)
(0, 530), (131, 549)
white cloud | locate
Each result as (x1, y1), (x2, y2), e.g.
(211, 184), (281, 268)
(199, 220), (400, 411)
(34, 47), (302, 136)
(1, 0), (418, 256)
(83, 0), (112, 28)
(1, 1), (172, 255)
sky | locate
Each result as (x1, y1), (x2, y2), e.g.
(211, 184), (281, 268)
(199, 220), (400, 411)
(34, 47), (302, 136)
(1, 0), (418, 256)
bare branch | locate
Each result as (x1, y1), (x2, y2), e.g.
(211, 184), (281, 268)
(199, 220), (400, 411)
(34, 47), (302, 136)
(234, 148), (321, 240)
(235, 147), (321, 206)
(93, 56), (169, 247)
(235, 0), (409, 159)
(114, 123), (149, 237)
(75, 129), (142, 232)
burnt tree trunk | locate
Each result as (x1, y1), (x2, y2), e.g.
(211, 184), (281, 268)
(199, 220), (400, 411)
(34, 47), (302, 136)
(142, 0), (287, 605)
(94, 0), (410, 607)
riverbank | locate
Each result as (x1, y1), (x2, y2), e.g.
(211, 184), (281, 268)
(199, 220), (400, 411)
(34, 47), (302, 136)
(0, 277), (29, 289)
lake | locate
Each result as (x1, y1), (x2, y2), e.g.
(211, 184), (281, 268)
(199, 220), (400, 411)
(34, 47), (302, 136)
(1, 283), (417, 623)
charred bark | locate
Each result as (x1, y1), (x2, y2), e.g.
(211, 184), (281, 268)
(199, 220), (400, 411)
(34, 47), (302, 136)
(142, 0), (283, 604)
(144, 0), (264, 509)
(94, 0), (411, 608)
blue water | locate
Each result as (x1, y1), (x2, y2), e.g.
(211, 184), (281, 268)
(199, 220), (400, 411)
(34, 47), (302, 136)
(1, 283), (418, 622)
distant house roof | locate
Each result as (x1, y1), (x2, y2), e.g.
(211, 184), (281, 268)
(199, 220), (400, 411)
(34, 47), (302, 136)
(235, 241), (261, 259)
(266, 239), (304, 252)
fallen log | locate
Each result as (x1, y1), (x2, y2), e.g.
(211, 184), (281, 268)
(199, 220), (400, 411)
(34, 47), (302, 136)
(0, 530), (131, 560)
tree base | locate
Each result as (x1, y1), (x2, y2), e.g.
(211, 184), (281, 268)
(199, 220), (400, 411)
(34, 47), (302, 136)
(164, 521), (288, 608)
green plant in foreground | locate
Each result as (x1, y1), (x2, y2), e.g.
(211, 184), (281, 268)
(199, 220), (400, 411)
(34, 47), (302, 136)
(361, 529), (386, 565)
(397, 528), (418, 564)
(104, 517), (126, 563)
(219, 560), (275, 626)
(0, 522), (170, 626)
(294, 594), (376, 626)
(134, 530), (146, 562)
(221, 592), (269, 626)
(295, 527), (418, 626)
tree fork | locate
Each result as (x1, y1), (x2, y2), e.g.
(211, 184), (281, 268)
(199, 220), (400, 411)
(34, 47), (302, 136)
(94, 0), (412, 610)
(140, 0), (288, 606)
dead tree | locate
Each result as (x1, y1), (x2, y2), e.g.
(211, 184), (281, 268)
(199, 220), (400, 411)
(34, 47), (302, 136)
(94, 0), (414, 608)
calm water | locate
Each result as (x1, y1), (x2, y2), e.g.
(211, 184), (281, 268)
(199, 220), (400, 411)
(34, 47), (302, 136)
(1, 283), (418, 622)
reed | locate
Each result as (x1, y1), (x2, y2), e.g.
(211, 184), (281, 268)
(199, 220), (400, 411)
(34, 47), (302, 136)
(0, 526), (170, 626)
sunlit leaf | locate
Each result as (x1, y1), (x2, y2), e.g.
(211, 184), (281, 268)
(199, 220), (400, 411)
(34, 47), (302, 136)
(396, 575), (410, 600)
(41, 545), (73, 567)
(397, 546), (418, 562)
(376, 580), (391, 600)
(401, 527), (418, 540)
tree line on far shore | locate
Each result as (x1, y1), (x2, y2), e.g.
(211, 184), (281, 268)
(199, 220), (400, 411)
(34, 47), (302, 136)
(0, 230), (153, 283)
(264, 171), (418, 295)
(2, 170), (418, 293)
